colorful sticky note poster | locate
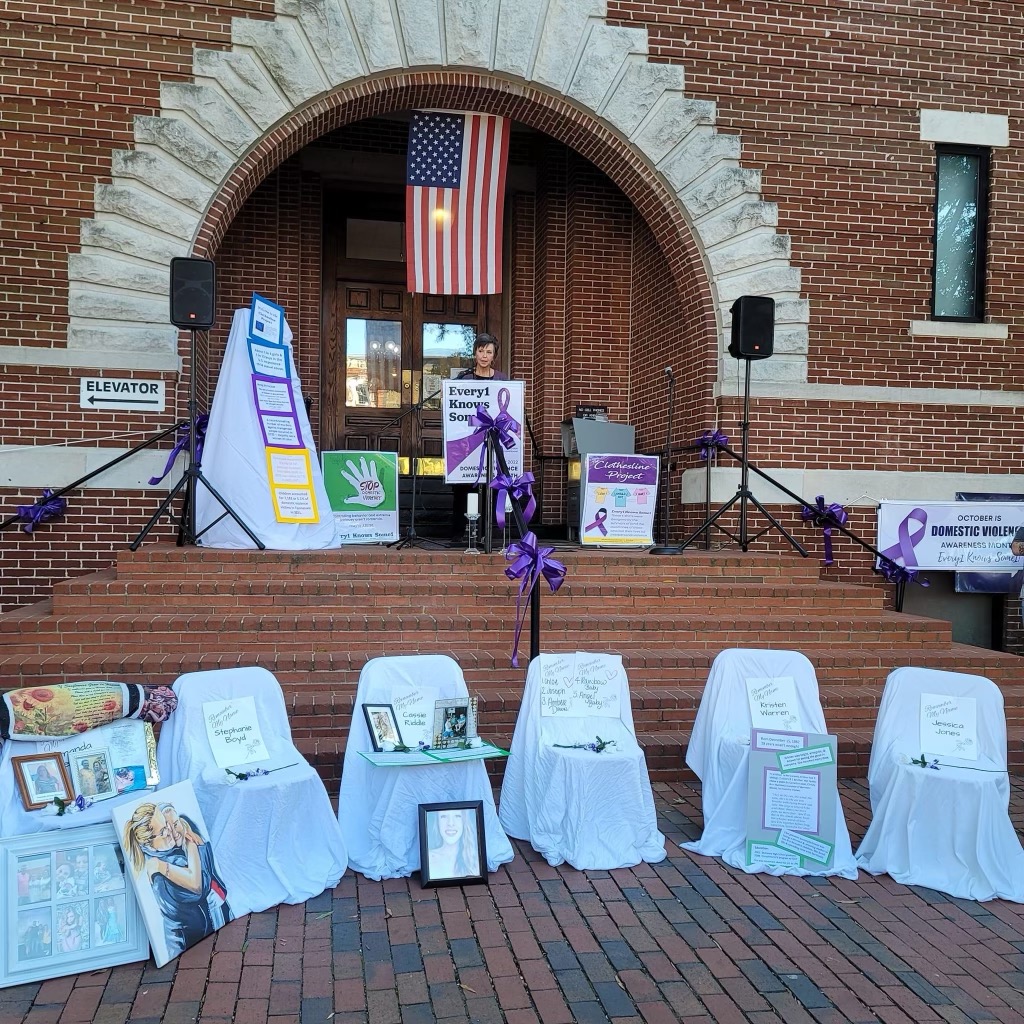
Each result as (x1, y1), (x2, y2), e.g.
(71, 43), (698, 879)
(247, 339), (291, 379)
(249, 293), (285, 347)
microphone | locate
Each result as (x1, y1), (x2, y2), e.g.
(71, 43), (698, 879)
(664, 366), (675, 380)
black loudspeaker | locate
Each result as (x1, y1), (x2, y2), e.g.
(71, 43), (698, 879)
(728, 295), (774, 360)
(169, 258), (216, 330)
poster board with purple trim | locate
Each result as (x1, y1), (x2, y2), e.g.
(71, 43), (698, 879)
(442, 380), (524, 484)
(579, 454), (658, 547)
(744, 730), (838, 871)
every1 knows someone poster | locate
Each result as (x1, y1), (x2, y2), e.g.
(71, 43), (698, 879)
(579, 453), (659, 546)
(322, 451), (400, 543)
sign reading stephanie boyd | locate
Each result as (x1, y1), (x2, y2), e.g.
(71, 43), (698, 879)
(442, 380), (524, 484)
(745, 730), (838, 871)
(580, 454), (659, 547)
(322, 451), (399, 543)
(202, 697), (269, 769)
(877, 500), (1024, 571)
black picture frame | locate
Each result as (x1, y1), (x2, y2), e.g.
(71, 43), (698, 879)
(418, 801), (487, 888)
(362, 703), (403, 752)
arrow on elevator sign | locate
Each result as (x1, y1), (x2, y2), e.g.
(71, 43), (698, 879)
(79, 377), (166, 412)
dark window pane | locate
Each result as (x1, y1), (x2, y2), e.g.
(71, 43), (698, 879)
(934, 151), (983, 320)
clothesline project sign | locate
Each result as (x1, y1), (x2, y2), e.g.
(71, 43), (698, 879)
(745, 676), (802, 730)
(745, 730), (838, 871)
(202, 696), (269, 768)
(579, 454), (658, 547)
(537, 653), (622, 718)
(920, 693), (978, 760)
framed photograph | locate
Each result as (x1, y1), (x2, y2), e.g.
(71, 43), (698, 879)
(418, 801), (487, 888)
(69, 748), (116, 803)
(11, 753), (73, 811)
(111, 780), (233, 968)
(362, 703), (403, 752)
(0, 823), (148, 988)
(431, 698), (478, 749)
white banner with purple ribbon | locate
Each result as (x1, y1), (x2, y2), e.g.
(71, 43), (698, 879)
(442, 380), (524, 484)
(580, 453), (659, 547)
(877, 500), (1024, 571)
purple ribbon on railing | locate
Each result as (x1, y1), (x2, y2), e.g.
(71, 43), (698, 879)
(504, 532), (566, 667)
(800, 495), (848, 565)
(696, 429), (729, 460)
(16, 489), (67, 533)
(490, 471), (536, 529)
(876, 556), (930, 587)
(148, 415), (209, 486)
(444, 388), (521, 482)
(584, 508), (608, 536)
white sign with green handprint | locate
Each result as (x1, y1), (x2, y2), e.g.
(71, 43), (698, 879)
(322, 451), (399, 543)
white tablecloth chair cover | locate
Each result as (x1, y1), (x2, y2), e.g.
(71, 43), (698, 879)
(156, 666), (347, 916)
(682, 648), (858, 878)
(337, 655), (514, 880)
(855, 666), (1024, 902)
(498, 654), (666, 870)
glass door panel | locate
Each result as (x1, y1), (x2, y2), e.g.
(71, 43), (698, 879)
(421, 322), (477, 409)
(345, 318), (403, 408)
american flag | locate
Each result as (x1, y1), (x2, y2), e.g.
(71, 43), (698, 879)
(406, 111), (510, 295)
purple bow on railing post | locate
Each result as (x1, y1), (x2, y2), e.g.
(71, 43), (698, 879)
(148, 415), (209, 486)
(800, 495), (848, 565)
(15, 489), (68, 533)
(696, 429), (728, 460)
(467, 393), (520, 481)
(504, 532), (566, 667)
(875, 556), (930, 587)
(489, 471), (536, 529)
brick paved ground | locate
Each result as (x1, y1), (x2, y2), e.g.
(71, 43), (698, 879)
(3, 779), (1024, 1024)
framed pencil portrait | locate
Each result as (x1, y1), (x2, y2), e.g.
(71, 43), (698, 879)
(11, 753), (73, 811)
(0, 823), (148, 988)
(418, 801), (487, 888)
(362, 704), (403, 752)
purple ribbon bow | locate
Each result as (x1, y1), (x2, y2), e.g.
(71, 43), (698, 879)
(696, 429), (729, 460)
(149, 415), (209, 486)
(876, 556), (930, 588)
(489, 471), (536, 529)
(16, 489), (68, 533)
(800, 495), (848, 565)
(584, 508), (608, 536)
(504, 532), (567, 667)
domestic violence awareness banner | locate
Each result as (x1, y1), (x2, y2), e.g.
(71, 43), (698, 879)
(442, 380), (524, 484)
(580, 453), (659, 547)
(877, 500), (1024, 572)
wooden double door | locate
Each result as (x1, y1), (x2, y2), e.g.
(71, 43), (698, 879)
(322, 196), (500, 469)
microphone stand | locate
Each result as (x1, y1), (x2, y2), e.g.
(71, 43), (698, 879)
(650, 366), (679, 555)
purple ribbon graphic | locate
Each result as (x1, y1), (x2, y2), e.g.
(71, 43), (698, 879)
(800, 495), (848, 565)
(585, 508), (608, 536)
(878, 506), (927, 569)
(445, 389), (521, 481)
(149, 415), (209, 485)
(504, 532), (566, 667)
(490, 471), (536, 529)
(16, 489), (67, 533)
(696, 429), (729, 460)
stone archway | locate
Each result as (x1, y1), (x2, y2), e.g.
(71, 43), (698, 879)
(67, 0), (807, 382)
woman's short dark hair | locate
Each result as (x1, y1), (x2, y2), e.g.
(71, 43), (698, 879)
(474, 333), (498, 354)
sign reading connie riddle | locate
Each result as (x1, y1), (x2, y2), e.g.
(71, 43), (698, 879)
(322, 451), (399, 543)
(580, 453), (659, 547)
(442, 380), (524, 484)
(877, 500), (1024, 571)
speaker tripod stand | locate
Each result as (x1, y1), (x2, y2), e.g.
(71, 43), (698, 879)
(678, 355), (806, 556)
(130, 328), (265, 551)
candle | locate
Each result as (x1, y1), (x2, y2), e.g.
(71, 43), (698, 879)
(466, 492), (479, 516)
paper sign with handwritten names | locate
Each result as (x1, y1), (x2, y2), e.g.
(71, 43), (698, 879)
(538, 653), (621, 718)
(202, 696), (269, 768)
(745, 676), (801, 730)
(390, 687), (437, 747)
(920, 693), (978, 760)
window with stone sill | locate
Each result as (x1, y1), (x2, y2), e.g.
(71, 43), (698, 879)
(932, 145), (989, 322)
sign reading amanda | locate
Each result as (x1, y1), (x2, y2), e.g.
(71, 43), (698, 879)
(877, 500), (1024, 571)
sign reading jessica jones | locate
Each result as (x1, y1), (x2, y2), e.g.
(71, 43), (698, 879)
(580, 453), (659, 547)
(876, 500), (1024, 571)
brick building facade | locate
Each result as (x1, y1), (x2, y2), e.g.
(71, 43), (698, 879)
(2, 1), (1022, 645)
